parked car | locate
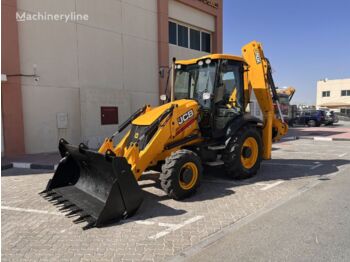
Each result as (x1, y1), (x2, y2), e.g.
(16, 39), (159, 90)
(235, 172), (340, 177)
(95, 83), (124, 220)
(325, 110), (339, 125)
(294, 110), (326, 127)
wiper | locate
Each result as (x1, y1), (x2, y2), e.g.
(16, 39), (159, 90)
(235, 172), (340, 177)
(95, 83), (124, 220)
(205, 76), (209, 93)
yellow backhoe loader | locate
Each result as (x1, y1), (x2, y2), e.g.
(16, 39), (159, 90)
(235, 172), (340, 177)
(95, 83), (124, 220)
(41, 41), (288, 229)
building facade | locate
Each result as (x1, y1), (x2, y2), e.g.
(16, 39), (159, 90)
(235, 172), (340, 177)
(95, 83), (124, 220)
(1, 0), (222, 155)
(316, 78), (350, 115)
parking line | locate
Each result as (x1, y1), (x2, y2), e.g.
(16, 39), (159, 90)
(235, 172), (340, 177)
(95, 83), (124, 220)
(263, 162), (313, 167)
(338, 152), (347, 157)
(274, 151), (341, 156)
(314, 137), (333, 141)
(12, 162), (31, 169)
(1, 206), (63, 216)
(256, 181), (284, 191)
(310, 164), (323, 170)
(135, 220), (155, 225)
(148, 216), (204, 240)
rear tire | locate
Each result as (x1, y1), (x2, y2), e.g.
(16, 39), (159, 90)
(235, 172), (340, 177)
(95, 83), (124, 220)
(307, 120), (316, 127)
(222, 125), (262, 179)
(160, 149), (202, 200)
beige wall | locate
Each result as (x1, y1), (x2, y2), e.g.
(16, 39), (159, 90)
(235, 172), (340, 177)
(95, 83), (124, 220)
(169, 0), (215, 31)
(17, 0), (158, 152)
(21, 85), (81, 153)
(169, 45), (209, 61)
(316, 78), (350, 111)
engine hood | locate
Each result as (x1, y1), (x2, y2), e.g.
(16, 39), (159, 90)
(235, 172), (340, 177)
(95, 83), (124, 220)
(132, 99), (198, 126)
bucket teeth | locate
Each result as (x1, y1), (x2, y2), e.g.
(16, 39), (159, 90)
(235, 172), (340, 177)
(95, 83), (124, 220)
(53, 199), (68, 206)
(66, 209), (82, 217)
(59, 203), (75, 211)
(39, 189), (48, 195)
(73, 215), (90, 224)
(48, 195), (62, 202)
(43, 192), (56, 198)
(83, 220), (96, 230)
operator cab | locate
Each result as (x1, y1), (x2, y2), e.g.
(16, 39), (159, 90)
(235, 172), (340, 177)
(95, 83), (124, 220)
(174, 55), (246, 137)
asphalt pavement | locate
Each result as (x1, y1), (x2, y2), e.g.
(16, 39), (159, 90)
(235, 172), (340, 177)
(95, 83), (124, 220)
(186, 161), (350, 262)
(2, 139), (350, 261)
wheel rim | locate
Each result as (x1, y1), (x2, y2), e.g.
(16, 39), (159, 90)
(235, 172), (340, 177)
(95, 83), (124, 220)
(179, 162), (198, 190)
(241, 137), (259, 169)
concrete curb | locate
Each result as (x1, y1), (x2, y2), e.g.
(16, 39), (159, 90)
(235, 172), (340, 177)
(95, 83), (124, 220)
(282, 136), (350, 142)
(2, 162), (57, 171)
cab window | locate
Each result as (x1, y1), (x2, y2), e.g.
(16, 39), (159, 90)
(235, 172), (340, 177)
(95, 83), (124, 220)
(219, 61), (244, 109)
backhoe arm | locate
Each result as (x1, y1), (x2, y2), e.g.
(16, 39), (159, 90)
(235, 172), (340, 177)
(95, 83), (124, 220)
(242, 41), (288, 159)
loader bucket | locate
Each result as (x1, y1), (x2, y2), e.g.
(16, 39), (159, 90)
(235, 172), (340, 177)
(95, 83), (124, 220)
(41, 139), (143, 230)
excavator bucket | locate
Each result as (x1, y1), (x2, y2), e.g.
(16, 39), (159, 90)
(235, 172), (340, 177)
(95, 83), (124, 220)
(41, 139), (143, 230)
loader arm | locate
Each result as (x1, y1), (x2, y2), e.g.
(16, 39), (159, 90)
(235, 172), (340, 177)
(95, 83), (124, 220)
(242, 41), (288, 159)
(99, 100), (203, 180)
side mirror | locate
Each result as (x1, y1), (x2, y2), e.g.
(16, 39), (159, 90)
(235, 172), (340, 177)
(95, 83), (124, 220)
(202, 92), (211, 100)
(160, 94), (167, 101)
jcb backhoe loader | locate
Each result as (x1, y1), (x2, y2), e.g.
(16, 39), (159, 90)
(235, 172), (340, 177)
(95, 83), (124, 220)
(41, 41), (288, 229)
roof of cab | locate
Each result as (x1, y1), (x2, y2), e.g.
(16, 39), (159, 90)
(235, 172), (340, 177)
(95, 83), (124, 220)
(175, 54), (246, 65)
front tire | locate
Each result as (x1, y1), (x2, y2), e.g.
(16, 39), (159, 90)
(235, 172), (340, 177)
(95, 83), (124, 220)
(160, 150), (202, 200)
(222, 126), (262, 179)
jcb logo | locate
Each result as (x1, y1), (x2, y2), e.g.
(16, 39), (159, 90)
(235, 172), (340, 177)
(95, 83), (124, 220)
(178, 110), (194, 125)
(254, 49), (261, 64)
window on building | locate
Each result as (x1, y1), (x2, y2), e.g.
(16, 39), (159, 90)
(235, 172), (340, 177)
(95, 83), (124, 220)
(190, 29), (200, 51)
(341, 90), (350, 96)
(169, 21), (177, 45)
(340, 108), (350, 116)
(322, 91), (330, 97)
(177, 24), (188, 48)
(201, 32), (211, 52)
(168, 21), (212, 53)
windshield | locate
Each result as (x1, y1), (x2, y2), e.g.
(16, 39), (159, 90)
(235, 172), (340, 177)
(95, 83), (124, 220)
(174, 61), (217, 109)
(278, 95), (289, 104)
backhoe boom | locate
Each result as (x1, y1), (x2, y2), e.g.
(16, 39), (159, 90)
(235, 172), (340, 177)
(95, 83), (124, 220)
(242, 41), (288, 159)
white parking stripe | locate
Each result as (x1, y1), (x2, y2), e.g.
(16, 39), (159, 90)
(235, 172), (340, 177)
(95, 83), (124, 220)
(149, 216), (204, 240)
(338, 152), (347, 157)
(314, 137), (333, 141)
(135, 220), (155, 225)
(256, 181), (284, 191)
(310, 164), (323, 170)
(1, 206), (63, 216)
(274, 151), (341, 156)
(12, 162), (31, 169)
(262, 162), (313, 167)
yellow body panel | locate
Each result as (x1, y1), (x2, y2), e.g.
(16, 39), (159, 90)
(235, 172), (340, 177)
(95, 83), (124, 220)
(99, 99), (202, 180)
(242, 41), (288, 159)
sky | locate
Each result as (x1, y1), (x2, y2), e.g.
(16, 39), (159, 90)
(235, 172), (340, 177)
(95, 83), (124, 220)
(223, 0), (350, 105)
